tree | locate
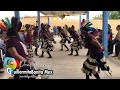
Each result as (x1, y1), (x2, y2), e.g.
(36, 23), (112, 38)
(108, 11), (120, 19)
(93, 14), (102, 20)
(93, 11), (120, 20)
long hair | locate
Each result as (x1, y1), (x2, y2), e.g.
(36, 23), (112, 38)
(7, 28), (21, 41)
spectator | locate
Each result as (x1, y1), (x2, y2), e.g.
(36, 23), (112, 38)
(50, 29), (54, 35)
(97, 29), (102, 44)
(108, 24), (113, 53)
(109, 25), (120, 55)
(53, 26), (57, 35)
(115, 43), (120, 57)
(6, 27), (32, 79)
(6, 28), (28, 61)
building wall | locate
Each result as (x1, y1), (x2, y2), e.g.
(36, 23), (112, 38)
(21, 16), (120, 34)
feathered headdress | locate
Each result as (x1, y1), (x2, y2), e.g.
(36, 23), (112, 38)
(0, 17), (22, 32)
(0, 22), (8, 31)
(80, 19), (96, 32)
(0, 17), (11, 31)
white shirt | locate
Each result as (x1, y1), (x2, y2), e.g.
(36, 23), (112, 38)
(50, 29), (54, 33)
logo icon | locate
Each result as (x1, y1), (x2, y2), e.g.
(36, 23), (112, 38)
(4, 57), (20, 74)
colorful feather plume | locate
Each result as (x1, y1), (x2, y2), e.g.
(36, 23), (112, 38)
(84, 22), (93, 28)
(0, 23), (8, 30)
(0, 17), (11, 30)
(0, 17), (22, 32)
(5, 17), (11, 28)
(1, 19), (9, 28)
(81, 19), (93, 28)
(80, 19), (96, 32)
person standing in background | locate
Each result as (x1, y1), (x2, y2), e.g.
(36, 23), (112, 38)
(53, 26), (57, 35)
(109, 25), (120, 55)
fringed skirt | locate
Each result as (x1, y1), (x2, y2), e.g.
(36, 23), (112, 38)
(59, 38), (66, 45)
(70, 41), (79, 50)
(81, 52), (112, 76)
(48, 41), (54, 49)
(41, 40), (53, 52)
(32, 39), (39, 48)
(27, 49), (34, 57)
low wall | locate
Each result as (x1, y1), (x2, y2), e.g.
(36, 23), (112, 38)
(21, 17), (120, 35)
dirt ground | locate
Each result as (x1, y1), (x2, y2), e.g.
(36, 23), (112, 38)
(1, 36), (119, 79)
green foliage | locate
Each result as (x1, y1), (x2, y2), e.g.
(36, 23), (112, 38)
(109, 11), (120, 19)
(93, 11), (120, 20)
(93, 14), (102, 20)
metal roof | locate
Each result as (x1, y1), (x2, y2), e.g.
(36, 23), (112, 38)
(41, 11), (86, 16)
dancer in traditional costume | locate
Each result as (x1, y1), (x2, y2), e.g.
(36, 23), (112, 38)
(68, 25), (81, 56)
(59, 26), (69, 51)
(24, 24), (34, 57)
(80, 20), (112, 79)
(63, 25), (71, 44)
(39, 24), (56, 58)
(86, 28), (99, 56)
(45, 25), (55, 51)
(32, 26), (39, 56)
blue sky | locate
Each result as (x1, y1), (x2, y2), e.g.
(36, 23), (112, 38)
(0, 11), (102, 20)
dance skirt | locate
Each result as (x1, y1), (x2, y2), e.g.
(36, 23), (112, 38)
(41, 40), (53, 52)
(59, 38), (66, 45)
(32, 39), (39, 48)
(81, 52), (112, 76)
(27, 49), (34, 57)
(70, 41), (79, 50)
